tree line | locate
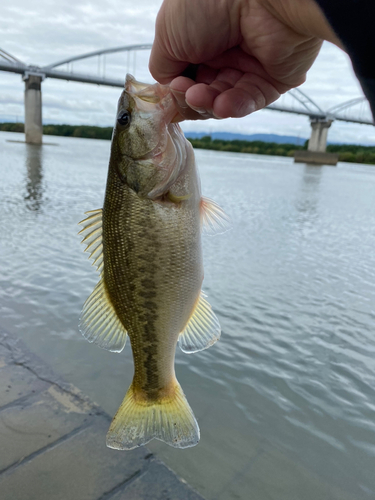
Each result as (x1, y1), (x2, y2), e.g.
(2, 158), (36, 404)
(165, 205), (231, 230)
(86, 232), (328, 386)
(1, 123), (375, 164)
(189, 135), (375, 164)
(0, 122), (113, 140)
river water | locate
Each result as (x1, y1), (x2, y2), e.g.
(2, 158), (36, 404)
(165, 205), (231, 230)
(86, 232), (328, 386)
(1, 130), (375, 499)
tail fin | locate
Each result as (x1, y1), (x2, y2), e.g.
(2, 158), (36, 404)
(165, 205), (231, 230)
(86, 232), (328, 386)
(106, 382), (200, 450)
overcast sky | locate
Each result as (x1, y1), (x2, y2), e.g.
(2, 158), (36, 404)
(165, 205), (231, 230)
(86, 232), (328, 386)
(1, 0), (374, 144)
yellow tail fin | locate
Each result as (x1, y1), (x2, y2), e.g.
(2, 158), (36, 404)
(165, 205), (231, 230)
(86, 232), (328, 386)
(106, 382), (200, 450)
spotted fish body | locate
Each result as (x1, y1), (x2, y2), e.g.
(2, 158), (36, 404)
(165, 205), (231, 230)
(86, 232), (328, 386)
(79, 75), (229, 450)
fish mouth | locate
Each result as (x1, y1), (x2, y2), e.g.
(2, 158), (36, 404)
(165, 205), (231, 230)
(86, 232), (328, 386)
(133, 85), (179, 163)
(121, 81), (188, 199)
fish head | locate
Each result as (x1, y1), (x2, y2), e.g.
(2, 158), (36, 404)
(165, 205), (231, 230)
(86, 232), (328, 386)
(112, 74), (188, 199)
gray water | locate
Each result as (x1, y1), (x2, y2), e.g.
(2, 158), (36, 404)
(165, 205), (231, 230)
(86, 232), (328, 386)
(1, 130), (375, 500)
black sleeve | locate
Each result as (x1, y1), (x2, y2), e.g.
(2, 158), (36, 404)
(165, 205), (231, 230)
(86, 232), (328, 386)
(315, 0), (375, 119)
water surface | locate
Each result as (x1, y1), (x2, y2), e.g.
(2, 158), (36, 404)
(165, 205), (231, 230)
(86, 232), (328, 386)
(1, 131), (375, 499)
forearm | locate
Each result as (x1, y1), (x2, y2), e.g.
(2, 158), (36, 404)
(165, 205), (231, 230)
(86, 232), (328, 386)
(259, 0), (343, 48)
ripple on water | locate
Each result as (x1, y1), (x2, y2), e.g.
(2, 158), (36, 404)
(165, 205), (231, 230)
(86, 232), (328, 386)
(1, 134), (375, 499)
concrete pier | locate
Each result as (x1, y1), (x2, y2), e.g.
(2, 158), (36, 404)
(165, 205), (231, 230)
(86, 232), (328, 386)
(294, 150), (339, 165)
(308, 119), (332, 152)
(0, 329), (204, 500)
(295, 118), (339, 165)
(24, 74), (43, 144)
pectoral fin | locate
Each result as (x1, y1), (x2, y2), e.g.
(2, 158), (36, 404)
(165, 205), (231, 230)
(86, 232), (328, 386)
(178, 292), (221, 353)
(200, 197), (231, 235)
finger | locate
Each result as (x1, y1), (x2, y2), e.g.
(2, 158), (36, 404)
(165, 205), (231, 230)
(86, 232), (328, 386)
(207, 68), (244, 96)
(183, 68), (255, 118)
(195, 65), (219, 84)
(185, 83), (221, 115)
(170, 77), (205, 120)
(235, 72), (280, 110)
(213, 88), (257, 118)
(149, 38), (189, 84)
(170, 79), (215, 122)
(212, 73), (281, 118)
(204, 47), (291, 94)
(170, 76), (196, 94)
(171, 78), (219, 120)
(172, 65), (281, 120)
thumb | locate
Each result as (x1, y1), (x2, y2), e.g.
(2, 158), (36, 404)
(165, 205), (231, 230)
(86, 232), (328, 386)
(149, 39), (189, 84)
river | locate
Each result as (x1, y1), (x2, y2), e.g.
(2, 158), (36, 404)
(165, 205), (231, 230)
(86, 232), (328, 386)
(1, 130), (375, 499)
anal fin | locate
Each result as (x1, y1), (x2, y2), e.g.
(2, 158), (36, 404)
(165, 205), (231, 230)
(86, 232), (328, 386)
(79, 276), (127, 353)
(178, 291), (221, 353)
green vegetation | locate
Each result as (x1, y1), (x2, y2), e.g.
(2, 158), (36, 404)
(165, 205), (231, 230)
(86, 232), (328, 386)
(0, 122), (24, 133)
(188, 135), (303, 157)
(1, 123), (375, 164)
(189, 135), (375, 164)
(0, 122), (113, 140)
(326, 143), (375, 164)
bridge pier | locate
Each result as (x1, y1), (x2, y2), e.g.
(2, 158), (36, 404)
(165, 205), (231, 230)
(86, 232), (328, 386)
(308, 118), (332, 152)
(23, 74), (43, 144)
(295, 118), (338, 165)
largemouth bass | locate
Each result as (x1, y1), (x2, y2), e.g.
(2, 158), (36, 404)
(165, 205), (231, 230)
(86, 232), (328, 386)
(78, 75), (229, 450)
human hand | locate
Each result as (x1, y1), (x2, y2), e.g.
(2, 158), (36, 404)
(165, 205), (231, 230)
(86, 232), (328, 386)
(149, 0), (342, 121)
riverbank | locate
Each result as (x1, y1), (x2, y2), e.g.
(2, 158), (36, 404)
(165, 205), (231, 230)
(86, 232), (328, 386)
(0, 329), (204, 500)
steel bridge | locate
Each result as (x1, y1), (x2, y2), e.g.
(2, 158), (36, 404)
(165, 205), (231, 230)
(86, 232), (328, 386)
(0, 45), (373, 152)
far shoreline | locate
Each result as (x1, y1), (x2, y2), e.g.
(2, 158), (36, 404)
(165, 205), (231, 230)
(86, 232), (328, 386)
(1, 123), (375, 165)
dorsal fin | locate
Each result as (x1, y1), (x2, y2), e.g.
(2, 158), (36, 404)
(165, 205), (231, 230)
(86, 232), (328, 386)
(178, 291), (221, 353)
(200, 197), (231, 235)
(78, 209), (127, 352)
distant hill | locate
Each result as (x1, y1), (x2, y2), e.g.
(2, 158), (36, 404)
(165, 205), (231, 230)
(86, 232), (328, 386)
(184, 131), (307, 145)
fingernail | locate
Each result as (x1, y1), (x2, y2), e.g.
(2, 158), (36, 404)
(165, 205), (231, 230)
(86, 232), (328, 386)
(171, 89), (189, 109)
(189, 105), (214, 119)
(238, 100), (257, 117)
(189, 104), (209, 115)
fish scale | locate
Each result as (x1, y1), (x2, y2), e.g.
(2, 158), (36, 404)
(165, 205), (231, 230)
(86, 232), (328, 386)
(78, 74), (229, 450)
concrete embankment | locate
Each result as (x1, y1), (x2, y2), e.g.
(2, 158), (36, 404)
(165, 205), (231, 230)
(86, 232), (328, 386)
(0, 329), (204, 500)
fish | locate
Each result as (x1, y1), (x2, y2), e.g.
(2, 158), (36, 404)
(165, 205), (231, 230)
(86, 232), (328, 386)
(78, 74), (229, 450)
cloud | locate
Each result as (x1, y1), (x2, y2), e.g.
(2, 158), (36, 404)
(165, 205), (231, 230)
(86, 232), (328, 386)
(0, 0), (160, 64)
(1, 1), (374, 144)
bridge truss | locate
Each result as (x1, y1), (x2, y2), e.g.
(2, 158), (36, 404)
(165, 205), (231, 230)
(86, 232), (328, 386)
(0, 45), (152, 88)
(0, 44), (373, 143)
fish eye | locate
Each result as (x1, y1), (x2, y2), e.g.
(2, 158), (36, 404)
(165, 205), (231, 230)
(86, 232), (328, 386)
(117, 111), (131, 127)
